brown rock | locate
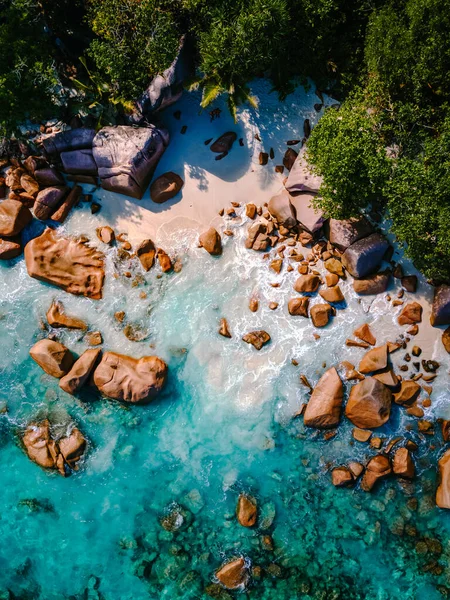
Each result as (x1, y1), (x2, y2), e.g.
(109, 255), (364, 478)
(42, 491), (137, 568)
(157, 248), (172, 272)
(393, 380), (421, 405)
(59, 348), (101, 395)
(115, 311), (125, 323)
(398, 302), (423, 326)
(288, 297), (309, 316)
(259, 152), (268, 165)
(150, 171), (183, 203)
(346, 339), (370, 349)
(136, 238), (156, 271)
(199, 228), (222, 256)
(215, 557), (249, 590)
(437, 449), (450, 509)
(359, 345), (388, 374)
(294, 274), (321, 293)
(58, 427), (87, 470)
(310, 303), (333, 327)
(353, 271), (390, 295)
(86, 331), (103, 346)
(353, 428), (372, 442)
(345, 377), (392, 429)
(236, 494), (257, 527)
(373, 369), (399, 388)
(431, 285), (450, 326)
(242, 330), (270, 350)
(219, 318), (231, 338)
(22, 420), (60, 471)
(325, 273), (339, 287)
(24, 228), (105, 299)
(46, 300), (87, 330)
(442, 327), (450, 353)
(93, 352), (168, 404)
(270, 258), (283, 273)
(283, 148), (298, 171)
(401, 275), (418, 293)
(0, 235), (22, 260)
(354, 323), (376, 346)
(0, 199), (32, 236)
(319, 285), (344, 304)
(210, 132), (237, 153)
(96, 226), (115, 245)
(249, 297), (259, 312)
(331, 467), (353, 487)
(361, 455), (392, 491)
(34, 167), (65, 187)
(51, 185), (81, 223)
(268, 190), (296, 228)
(20, 173), (39, 196)
(324, 258), (344, 277)
(348, 462), (364, 478)
(29, 339), (74, 378)
(34, 186), (68, 220)
(246, 203), (256, 219)
(303, 367), (343, 428)
(393, 447), (414, 478)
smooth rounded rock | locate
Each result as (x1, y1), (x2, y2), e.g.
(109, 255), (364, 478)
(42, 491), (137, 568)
(30, 339), (74, 378)
(59, 348), (101, 395)
(304, 367), (343, 429)
(345, 377), (392, 429)
(0, 199), (32, 236)
(199, 228), (222, 255)
(150, 171), (184, 203)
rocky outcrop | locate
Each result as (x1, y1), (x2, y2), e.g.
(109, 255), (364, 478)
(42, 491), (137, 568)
(29, 339), (74, 378)
(93, 352), (168, 404)
(242, 330), (270, 350)
(288, 297), (309, 316)
(215, 558), (249, 590)
(328, 217), (373, 251)
(290, 193), (325, 233)
(47, 300), (87, 329)
(199, 228), (222, 255)
(353, 271), (390, 295)
(92, 125), (169, 199)
(398, 302), (422, 325)
(294, 274), (321, 293)
(361, 455), (391, 491)
(431, 285), (450, 326)
(136, 238), (156, 271)
(59, 348), (101, 395)
(34, 186), (68, 221)
(150, 172), (184, 203)
(284, 147), (323, 194)
(341, 233), (389, 278)
(345, 377), (392, 429)
(358, 345), (388, 374)
(236, 494), (257, 527)
(42, 129), (96, 155)
(0, 199), (32, 236)
(25, 228), (105, 299)
(303, 367), (343, 428)
(437, 449), (450, 509)
(268, 191), (296, 228)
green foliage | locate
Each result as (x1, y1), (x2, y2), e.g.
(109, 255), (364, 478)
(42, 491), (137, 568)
(0, 0), (60, 135)
(86, 0), (182, 100)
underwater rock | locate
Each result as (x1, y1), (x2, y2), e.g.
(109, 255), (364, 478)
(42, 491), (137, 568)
(361, 455), (391, 492)
(436, 449), (450, 509)
(242, 330), (270, 350)
(288, 297), (309, 316)
(359, 345), (388, 374)
(393, 380), (421, 405)
(268, 191), (296, 228)
(218, 318), (232, 338)
(33, 186), (68, 220)
(93, 352), (168, 404)
(199, 228), (222, 256)
(341, 233), (389, 278)
(58, 427), (87, 470)
(150, 171), (184, 203)
(354, 323), (376, 346)
(328, 217), (373, 251)
(331, 466), (354, 487)
(345, 377), (392, 429)
(29, 339), (74, 378)
(92, 125), (169, 199)
(59, 348), (101, 395)
(353, 271), (390, 295)
(431, 285), (450, 326)
(0, 199), (32, 236)
(136, 238), (156, 271)
(284, 146), (323, 194)
(215, 557), (249, 590)
(160, 505), (187, 532)
(303, 367), (343, 429)
(319, 285), (344, 304)
(236, 494), (257, 527)
(393, 448), (415, 479)
(310, 303), (333, 327)
(294, 274), (321, 293)
(210, 132), (237, 153)
(25, 228), (105, 299)
(398, 302), (423, 325)
(123, 323), (149, 342)
(46, 300), (87, 330)
(0, 235), (22, 260)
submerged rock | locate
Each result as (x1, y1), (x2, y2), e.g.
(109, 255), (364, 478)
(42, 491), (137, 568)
(236, 494), (257, 527)
(93, 352), (168, 404)
(29, 339), (74, 378)
(25, 228), (105, 299)
(150, 171), (184, 203)
(341, 233), (389, 278)
(199, 228), (222, 256)
(0, 199), (32, 236)
(345, 377), (392, 429)
(303, 367), (343, 429)
(242, 330), (270, 350)
(47, 300), (87, 330)
(215, 557), (249, 590)
(59, 348), (101, 395)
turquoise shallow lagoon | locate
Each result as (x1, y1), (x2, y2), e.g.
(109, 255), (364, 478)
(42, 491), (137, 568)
(1, 86), (450, 600)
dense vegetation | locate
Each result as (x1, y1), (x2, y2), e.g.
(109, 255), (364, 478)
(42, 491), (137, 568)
(0, 0), (449, 280)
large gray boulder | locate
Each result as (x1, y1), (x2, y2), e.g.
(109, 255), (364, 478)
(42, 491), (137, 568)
(342, 233), (389, 278)
(60, 149), (98, 175)
(42, 129), (96, 155)
(328, 217), (373, 251)
(290, 193), (326, 233)
(92, 125), (169, 199)
(431, 285), (450, 326)
(285, 147), (323, 194)
(268, 191), (296, 228)
(136, 35), (194, 116)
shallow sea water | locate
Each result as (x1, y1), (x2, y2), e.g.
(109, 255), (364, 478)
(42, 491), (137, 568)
(1, 83), (450, 600)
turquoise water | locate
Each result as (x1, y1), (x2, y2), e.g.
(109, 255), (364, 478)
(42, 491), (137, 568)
(1, 88), (450, 600)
